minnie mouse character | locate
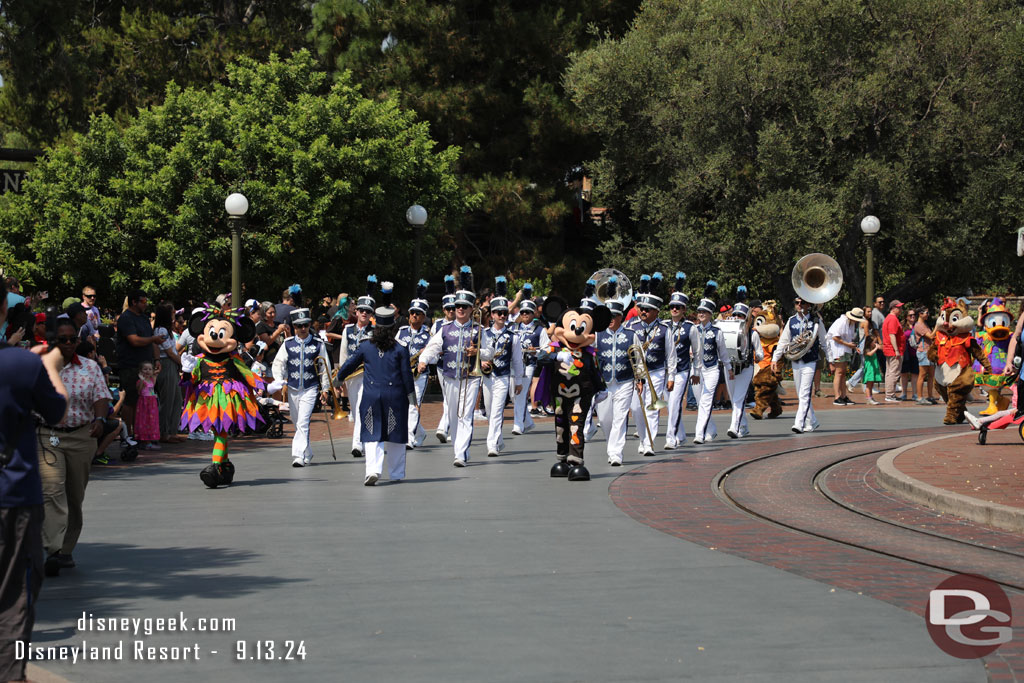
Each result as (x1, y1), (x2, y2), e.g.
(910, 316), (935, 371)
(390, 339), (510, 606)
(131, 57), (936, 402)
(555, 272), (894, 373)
(535, 296), (610, 481)
(181, 305), (265, 487)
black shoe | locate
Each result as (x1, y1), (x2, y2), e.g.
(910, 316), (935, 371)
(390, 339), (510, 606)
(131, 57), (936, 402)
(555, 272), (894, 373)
(44, 554), (61, 577)
(352, 449), (363, 458)
(978, 425), (988, 445)
(686, 403), (698, 411)
(56, 553), (75, 569)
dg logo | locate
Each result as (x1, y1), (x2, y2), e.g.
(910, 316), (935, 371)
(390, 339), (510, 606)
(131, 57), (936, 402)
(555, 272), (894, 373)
(926, 573), (1012, 658)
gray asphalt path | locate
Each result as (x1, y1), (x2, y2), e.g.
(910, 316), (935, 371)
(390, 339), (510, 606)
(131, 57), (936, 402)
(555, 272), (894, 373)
(30, 405), (982, 682)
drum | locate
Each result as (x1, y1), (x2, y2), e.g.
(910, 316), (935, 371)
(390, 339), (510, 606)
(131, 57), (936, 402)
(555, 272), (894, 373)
(718, 320), (749, 367)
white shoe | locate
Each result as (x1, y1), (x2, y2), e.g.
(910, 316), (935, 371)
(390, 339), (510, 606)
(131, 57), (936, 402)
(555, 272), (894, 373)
(663, 441), (676, 450)
(964, 411), (982, 430)
(693, 437), (704, 445)
(453, 458), (467, 468)
(291, 458), (304, 468)
(512, 428), (523, 436)
(364, 473), (378, 486)
(791, 425), (802, 434)
(727, 429), (738, 439)
(474, 410), (487, 421)
(303, 455), (313, 465)
(487, 451), (499, 457)
(609, 458), (622, 467)
(803, 423), (817, 433)
(436, 431), (448, 444)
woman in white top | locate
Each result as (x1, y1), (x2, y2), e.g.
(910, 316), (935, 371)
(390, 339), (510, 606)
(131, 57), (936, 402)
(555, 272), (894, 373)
(153, 301), (184, 443)
(826, 308), (865, 405)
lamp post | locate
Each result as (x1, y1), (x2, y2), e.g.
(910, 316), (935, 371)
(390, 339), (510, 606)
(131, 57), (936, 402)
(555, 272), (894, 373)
(860, 215), (880, 312)
(225, 192), (249, 307)
(406, 204), (427, 283)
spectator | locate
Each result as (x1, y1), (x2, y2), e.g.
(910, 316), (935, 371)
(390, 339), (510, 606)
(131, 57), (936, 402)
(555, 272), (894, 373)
(827, 307), (864, 405)
(274, 287), (297, 325)
(256, 303), (288, 365)
(862, 324), (883, 405)
(36, 320), (110, 577)
(914, 306), (938, 405)
(0, 278), (68, 681)
(900, 307), (920, 401)
(81, 285), (101, 341)
(153, 301), (184, 443)
(881, 300), (905, 402)
(115, 289), (164, 437)
(63, 302), (91, 341)
(31, 312), (48, 347)
(870, 295), (886, 331)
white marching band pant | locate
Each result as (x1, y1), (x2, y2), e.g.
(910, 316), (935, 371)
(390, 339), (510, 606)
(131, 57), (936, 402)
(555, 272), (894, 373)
(442, 375), (481, 462)
(726, 364), (754, 436)
(364, 441), (407, 481)
(288, 385), (318, 462)
(631, 366), (666, 453)
(693, 365), (721, 442)
(434, 372), (450, 437)
(407, 372), (428, 447)
(595, 379), (634, 463)
(665, 370), (691, 446)
(791, 359), (818, 431)
(513, 365), (536, 433)
(346, 375), (365, 453)
(482, 374), (515, 454)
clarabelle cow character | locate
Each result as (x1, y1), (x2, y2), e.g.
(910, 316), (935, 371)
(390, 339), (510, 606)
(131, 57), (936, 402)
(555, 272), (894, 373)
(180, 305), (265, 487)
(535, 296), (610, 481)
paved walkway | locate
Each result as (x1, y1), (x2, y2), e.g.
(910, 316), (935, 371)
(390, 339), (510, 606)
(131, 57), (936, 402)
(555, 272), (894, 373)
(28, 400), (989, 682)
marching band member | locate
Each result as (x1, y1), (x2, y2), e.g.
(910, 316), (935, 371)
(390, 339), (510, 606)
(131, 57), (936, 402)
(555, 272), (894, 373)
(335, 299), (415, 486)
(512, 284), (541, 435)
(339, 275), (377, 457)
(593, 277), (638, 466)
(417, 266), (482, 467)
(664, 273), (693, 449)
(726, 286), (755, 438)
(432, 275), (457, 443)
(397, 279), (432, 448)
(480, 277), (524, 457)
(270, 308), (332, 467)
(689, 282), (733, 444)
(772, 295), (827, 433)
(626, 273), (675, 457)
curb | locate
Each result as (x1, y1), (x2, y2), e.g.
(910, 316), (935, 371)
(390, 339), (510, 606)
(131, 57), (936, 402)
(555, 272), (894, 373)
(875, 431), (1024, 533)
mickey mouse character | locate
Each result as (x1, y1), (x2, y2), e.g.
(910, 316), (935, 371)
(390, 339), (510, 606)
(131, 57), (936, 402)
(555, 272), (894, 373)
(180, 305), (265, 487)
(535, 296), (610, 481)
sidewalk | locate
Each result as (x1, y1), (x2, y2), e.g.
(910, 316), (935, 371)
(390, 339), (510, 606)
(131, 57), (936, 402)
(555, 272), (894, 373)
(876, 427), (1024, 533)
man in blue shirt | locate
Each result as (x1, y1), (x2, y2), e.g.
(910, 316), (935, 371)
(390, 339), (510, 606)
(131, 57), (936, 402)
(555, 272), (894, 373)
(0, 279), (68, 682)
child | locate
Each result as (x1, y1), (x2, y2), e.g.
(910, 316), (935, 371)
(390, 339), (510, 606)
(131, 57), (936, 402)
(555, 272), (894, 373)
(134, 361), (161, 449)
(862, 326), (883, 405)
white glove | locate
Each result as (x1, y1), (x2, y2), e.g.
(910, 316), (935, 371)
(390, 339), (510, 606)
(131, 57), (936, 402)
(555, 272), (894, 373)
(267, 380), (284, 394)
(255, 340), (267, 352)
(556, 351), (573, 364)
(181, 353), (197, 373)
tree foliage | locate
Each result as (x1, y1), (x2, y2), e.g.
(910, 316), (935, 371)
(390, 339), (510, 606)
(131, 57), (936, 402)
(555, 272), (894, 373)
(566, 0), (1024, 310)
(0, 51), (471, 301)
(309, 0), (641, 290)
(0, 0), (312, 145)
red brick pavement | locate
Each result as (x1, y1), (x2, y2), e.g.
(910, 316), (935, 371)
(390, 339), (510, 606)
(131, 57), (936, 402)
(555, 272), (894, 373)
(893, 427), (1024, 511)
(608, 429), (1024, 679)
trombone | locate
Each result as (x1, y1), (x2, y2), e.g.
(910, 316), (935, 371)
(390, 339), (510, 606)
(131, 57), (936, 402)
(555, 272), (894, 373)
(627, 341), (668, 444)
(313, 356), (341, 460)
(457, 308), (485, 419)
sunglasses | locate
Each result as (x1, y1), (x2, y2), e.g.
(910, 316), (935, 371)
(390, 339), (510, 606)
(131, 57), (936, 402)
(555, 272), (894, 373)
(294, 323), (310, 329)
(57, 335), (77, 344)
(492, 311), (507, 316)
(83, 294), (96, 299)
(669, 305), (684, 310)
(455, 304), (470, 310)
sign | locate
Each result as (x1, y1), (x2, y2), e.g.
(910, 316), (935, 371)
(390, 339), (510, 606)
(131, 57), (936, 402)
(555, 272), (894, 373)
(926, 573), (1012, 658)
(0, 170), (28, 194)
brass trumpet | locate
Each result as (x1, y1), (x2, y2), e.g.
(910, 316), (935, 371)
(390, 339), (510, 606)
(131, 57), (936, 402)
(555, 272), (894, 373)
(628, 342), (668, 412)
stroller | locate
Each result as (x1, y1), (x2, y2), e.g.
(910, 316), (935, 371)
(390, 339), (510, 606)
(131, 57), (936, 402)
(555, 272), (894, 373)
(256, 398), (287, 439)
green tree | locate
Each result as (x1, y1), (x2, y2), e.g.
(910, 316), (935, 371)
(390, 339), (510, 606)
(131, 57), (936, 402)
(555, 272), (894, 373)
(0, 51), (472, 302)
(0, 0), (312, 145)
(310, 0), (641, 291)
(566, 0), (1024, 311)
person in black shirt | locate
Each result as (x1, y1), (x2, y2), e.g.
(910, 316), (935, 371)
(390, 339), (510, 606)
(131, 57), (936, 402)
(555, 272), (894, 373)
(115, 290), (164, 437)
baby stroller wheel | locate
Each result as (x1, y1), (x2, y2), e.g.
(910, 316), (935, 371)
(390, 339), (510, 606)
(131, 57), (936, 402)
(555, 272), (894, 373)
(120, 443), (139, 461)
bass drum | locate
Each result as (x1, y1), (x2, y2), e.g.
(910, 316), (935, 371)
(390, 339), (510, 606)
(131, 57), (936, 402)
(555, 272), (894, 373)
(717, 320), (749, 367)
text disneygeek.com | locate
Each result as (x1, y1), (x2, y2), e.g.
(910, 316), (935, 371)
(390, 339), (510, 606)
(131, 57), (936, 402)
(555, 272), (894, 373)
(15, 611), (307, 663)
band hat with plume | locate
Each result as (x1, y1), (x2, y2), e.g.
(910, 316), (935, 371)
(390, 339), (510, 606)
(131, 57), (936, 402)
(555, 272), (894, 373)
(289, 307), (312, 325)
(490, 276), (510, 312)
(579, 278), (597, 312)
(669, 272), (689, 306)
(732, 285), (750, 317)
(636, 272), (665, 309)
(604, 276), (625, 315)
(454, 265), (476, 306)
(410, 279), (430, 314)
(356, 275), (378, 311)
(519, 282), (537, 313)
(442, 274), (456, 309)
(697, 280), (718, 314)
